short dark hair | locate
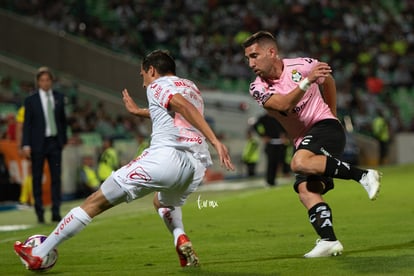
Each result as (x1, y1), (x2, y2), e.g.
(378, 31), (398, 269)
(36, 66), (54, 81)
(242, 31), (277, 49)
(142, 50), (176, 75)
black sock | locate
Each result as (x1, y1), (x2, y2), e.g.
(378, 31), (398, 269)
(308, 202), (337, 241)
(325, 156), (367, 181)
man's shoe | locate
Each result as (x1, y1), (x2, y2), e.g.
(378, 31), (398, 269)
(52, 215), (62, 222)
(304, 239), (343, 258)
(37, 216), (45, 224)
(176, 234), (199, 267)
(359, 169), (381, 200)
(14, 241), (43, 270)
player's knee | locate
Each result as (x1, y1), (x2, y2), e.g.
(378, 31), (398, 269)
(290, 156), (307, 174)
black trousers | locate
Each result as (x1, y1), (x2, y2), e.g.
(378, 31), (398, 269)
(264, 143), (286, 186)
(31, 137), (62, 220)
(244, 162), (257, 177)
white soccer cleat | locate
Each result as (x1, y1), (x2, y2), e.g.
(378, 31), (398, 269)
(359, 169), (381, 200)
(304, 239), (344, 258)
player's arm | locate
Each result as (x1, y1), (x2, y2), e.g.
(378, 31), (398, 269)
(263, 62), (332, 113)
(122, 89), (151, 118)
(263, 85), (307, 113)
(320, 74), (337, 117)
(169, 93), (234, 171)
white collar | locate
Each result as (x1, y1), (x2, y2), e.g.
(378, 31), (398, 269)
(40, 88), (52, 94)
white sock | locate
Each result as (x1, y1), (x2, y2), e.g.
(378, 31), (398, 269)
(173, 228), (185, 246)
(32, 207), (92, 258)
(157, 207), (185, 246)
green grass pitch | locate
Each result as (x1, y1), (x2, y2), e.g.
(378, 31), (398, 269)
(1, 164), (413, 275)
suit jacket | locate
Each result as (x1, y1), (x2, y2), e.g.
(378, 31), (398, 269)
(22, 90), (67, 152)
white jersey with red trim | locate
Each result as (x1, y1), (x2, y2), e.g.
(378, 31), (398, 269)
(147, 75), (212, 167)
(249, 57), (337, 148)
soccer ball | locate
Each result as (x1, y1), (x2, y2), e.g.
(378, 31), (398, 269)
(20, 234), (58, 271)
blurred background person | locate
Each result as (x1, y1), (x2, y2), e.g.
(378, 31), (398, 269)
(372, 109), (390, 165)
(254, 113), (289, 186)
(97, 137), (119, 182)
(4, 113), (17, 141)
(15, 105), (26, 154)
(19, 162), (33, 207)
(241, 128), (260, 177)
(22, 66), (67, 223)
(79, 155), (100, 197)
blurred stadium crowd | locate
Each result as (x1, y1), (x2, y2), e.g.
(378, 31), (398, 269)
(0, 0), (414, 140)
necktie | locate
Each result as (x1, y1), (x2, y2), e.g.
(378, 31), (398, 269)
(47, 93), (57, 136)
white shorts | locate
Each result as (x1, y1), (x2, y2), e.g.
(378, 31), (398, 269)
(101, 147), (205, 207)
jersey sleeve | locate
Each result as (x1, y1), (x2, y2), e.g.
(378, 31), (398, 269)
(249, 78), (274, 106)
(301, 57), (325, 84)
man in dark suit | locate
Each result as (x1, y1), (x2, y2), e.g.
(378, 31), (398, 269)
(22, 67), (67, 223)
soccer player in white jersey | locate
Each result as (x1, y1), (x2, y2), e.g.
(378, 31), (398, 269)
(14, 50), (234, 270)
(242, 31), (381, 258)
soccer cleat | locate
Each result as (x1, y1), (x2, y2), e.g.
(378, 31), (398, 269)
(14, 241), (43, 270)
(359, 169), (381, 200)
(304, 239), (344, 258)
(176, 234), (199, 267)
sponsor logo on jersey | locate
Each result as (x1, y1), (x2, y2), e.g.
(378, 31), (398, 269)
(251, 88), (273, 105)
(320, 147), (334, 157)
(177, 136), (203, 144)
(301, 135), (313, 145)
(154, 85), (163, 99)
(174, 80), (194, 88)
(293, 95), (311, 113)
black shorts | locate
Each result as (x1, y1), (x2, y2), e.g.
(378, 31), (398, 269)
(293, 119), (346, 194)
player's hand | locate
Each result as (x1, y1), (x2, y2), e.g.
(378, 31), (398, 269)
(122, 89), (140, 115)
(214, 142), (234, 171)
(308, 62), (332, 83)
